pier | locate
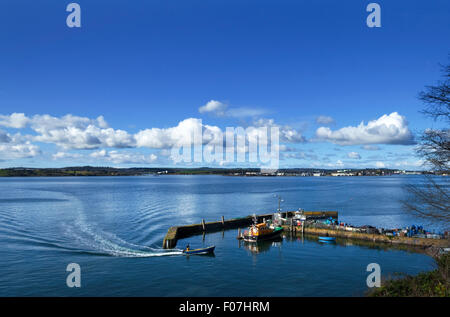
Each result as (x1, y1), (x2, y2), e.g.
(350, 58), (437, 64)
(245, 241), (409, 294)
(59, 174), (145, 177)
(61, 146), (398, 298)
(163, 211), (449, 250)
(282, 225), (449, 248)
(162, 211), (337, 248)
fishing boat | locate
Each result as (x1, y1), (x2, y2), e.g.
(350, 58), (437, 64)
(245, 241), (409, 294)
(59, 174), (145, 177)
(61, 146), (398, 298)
(182, 245), (215, 255)
(243, 222), (283, 243)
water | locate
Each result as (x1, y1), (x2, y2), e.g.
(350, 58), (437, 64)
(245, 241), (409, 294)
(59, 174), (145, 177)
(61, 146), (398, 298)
(0, 175), (443, 296)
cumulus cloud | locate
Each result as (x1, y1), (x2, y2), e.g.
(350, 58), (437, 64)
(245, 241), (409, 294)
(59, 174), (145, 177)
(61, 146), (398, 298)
(347, 152), (361, 159)
(0, 142), (40, 159)
(0, 112), (302, 164)
(30, 114), (134, 149)
(315, 112), (415, 145)
(0, 132), (41, 160)
(0, 113), (135, 150)
(135, 118), (206, 148)
(316, 115), (335, 125)
(199, 100), (228, 116)
(0, 113), (29, 128)
(135, 117), (304, 151)
(0, 112), (302, 153)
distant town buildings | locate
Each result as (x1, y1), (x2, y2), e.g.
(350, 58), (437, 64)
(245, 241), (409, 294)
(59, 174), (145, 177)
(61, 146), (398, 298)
(0, 166), (437, 177)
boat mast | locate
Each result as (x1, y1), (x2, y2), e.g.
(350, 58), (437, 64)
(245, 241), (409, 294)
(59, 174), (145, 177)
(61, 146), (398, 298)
(275, 194), (283, 212)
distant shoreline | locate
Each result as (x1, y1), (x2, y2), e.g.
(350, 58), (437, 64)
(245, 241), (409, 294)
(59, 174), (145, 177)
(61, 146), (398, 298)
(0, 166), (438, 177)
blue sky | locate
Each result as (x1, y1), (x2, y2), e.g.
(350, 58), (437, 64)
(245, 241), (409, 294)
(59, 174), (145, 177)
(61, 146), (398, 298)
(0, 0), (449, 169)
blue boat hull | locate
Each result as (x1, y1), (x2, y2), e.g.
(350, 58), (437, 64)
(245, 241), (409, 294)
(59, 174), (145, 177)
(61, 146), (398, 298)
(183, 246), (215, 255)
(318, 236), (336, 241)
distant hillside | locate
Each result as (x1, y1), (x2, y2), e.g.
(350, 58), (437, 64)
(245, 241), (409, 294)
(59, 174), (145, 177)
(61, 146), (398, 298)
(0, 166), (429, 177)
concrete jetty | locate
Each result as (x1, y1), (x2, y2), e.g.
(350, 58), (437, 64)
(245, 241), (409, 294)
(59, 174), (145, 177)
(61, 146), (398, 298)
(163, 211), (449, 250)
(282, 225), (449, 248)
(162, 211), (337, 248)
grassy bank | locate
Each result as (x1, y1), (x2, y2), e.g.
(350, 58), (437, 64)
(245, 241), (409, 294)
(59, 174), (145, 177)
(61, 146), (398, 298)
(369, 253), (449, 297)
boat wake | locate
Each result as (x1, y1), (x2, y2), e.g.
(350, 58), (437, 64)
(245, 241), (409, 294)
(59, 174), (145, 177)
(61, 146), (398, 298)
(63, 222), (183, 257)
(61, 198), (183, 258)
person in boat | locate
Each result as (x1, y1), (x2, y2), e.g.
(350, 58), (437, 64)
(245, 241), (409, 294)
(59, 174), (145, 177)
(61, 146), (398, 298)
(185, 244), (190, 252)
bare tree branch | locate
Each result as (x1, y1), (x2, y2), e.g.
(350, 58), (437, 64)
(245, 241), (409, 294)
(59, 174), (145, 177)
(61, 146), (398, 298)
(403, 59), (450, 228)
(419, 63), (450, 122)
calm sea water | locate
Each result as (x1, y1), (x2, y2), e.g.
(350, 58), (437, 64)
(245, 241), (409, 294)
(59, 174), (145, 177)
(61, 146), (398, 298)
(0, 175), (443, 296)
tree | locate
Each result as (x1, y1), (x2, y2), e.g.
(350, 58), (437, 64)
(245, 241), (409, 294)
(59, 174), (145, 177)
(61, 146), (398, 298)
(402, 61), (450, 227)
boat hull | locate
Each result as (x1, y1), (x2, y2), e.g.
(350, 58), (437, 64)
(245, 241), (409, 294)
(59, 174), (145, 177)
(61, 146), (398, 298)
(183, 246), (215, 255)
(243, 228), (283, 243)
(318, 236), (336, 242)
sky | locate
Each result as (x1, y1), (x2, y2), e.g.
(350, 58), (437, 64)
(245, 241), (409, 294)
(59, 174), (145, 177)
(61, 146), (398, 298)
(0, 0), (449, 169)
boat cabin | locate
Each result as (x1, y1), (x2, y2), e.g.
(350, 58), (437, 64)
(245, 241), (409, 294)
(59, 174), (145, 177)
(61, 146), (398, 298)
(249, 223), (273, 236)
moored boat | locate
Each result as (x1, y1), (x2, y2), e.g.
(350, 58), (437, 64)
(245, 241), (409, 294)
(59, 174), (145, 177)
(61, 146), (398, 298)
(318, 236), (336, 242)
(243, 222), (283, 243)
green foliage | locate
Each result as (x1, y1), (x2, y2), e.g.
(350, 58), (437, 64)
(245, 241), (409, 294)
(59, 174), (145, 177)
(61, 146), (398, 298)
(369, 253), (450, 297)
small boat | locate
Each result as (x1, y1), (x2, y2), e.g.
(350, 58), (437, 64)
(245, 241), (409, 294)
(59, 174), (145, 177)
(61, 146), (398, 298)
(318, 236), (336, 242)
(243, 222), (283, 243)
(182, 245), (215, 255)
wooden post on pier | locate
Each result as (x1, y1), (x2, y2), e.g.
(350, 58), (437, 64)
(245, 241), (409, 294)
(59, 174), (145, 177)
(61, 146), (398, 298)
(221, 216), (225, 226)
(202, 219), (206, 231)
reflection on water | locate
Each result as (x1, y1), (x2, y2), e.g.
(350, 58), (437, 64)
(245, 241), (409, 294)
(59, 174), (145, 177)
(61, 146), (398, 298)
(240, 237), (283, 254)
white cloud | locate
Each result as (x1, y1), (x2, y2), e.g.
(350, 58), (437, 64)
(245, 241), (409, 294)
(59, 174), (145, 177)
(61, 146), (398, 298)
(315, 112), (415, 145)
(0, 142), (40, 159)
(135, 117), (304, 151)
(0, 132), (41, 160)
(0, 112), (301, 164)
(1, 112), (304, 156)
(198, 100), (228, 116)
(135, 118), (206, 148)
(347, 151), (361, 159)
(0, 113), (29, 128)
(0, 113), (135, 150)
(316, 115), (335, 125)
(198, 100), (267, 118)
(30, 114), (135, 149)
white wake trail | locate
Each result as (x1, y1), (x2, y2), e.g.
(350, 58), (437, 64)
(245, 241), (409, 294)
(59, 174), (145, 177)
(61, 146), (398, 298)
(62, 197), (183, 258)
